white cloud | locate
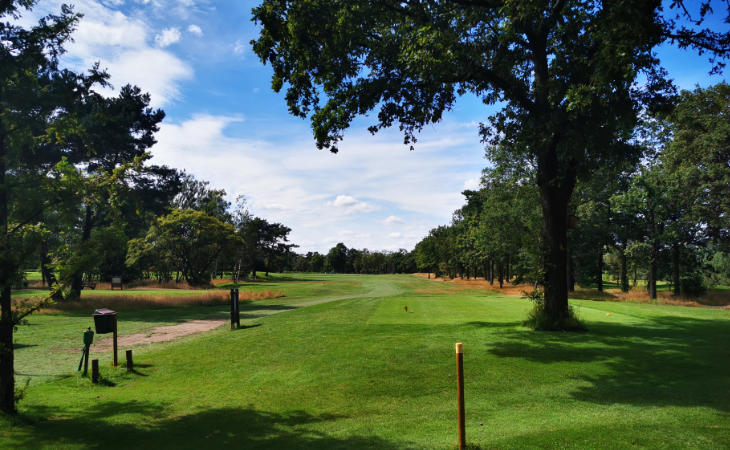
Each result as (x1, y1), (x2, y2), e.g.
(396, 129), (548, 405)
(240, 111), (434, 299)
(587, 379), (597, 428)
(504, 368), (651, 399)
(383, 215), (404, 225)
(155, 27), (181, 47)
(98, 48), (192, 105)
(187, 24), (203, 36)
(388, 232), (402, 239)
(463, 177), (481, 190)
(233, 39), (246, 57)
(27, 0), (193, 107)
(328, 195), (379, 214)
(149, 114), (485, 253)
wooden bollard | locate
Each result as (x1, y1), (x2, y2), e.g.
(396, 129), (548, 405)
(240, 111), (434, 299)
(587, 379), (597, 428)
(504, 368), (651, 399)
(112, 320), (118, 366)
(126, 349), (133, 371)
(92, 359), (99, 384)
(230, 289), (236, 330)
(456, 343), (465, 450)
(235, 289), (240, 328)
(83, 346), (90, 376)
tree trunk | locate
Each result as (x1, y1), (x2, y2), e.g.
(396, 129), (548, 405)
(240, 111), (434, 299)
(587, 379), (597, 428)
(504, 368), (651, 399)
(672, 244), (680, 296)
(619, 245), (629, 292)
(597, 248), (604, 292)
(498, 263), (504, 289)
(0, 131), (16, 414)
(537, 145), (576, 327)
(39, 238), (64, 300)
(648, 243), (658, 299)
(567, 249), (575, 293)
(506, 255), (511, 283)
(69, 206), (94, 300)
(0, 285), (13, 414)
(489, 259), (494, 285)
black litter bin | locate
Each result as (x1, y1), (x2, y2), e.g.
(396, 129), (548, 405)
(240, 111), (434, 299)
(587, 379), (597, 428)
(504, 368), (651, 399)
(93, 308), (117, 334)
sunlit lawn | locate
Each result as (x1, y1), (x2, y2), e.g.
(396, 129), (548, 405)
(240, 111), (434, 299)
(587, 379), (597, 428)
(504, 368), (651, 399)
(2, 274), (729, 449)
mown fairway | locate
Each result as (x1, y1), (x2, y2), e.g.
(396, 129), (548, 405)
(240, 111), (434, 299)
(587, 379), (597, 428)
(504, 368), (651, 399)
(2, 274), (729, 449)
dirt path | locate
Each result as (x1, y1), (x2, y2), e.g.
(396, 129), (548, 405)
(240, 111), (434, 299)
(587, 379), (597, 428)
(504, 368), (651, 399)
(91, 320), (226, 351)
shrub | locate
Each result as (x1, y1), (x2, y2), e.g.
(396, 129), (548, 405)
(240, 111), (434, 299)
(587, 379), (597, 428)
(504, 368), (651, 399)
(522, 287), (585, 331)
(680, 272), (706, 297)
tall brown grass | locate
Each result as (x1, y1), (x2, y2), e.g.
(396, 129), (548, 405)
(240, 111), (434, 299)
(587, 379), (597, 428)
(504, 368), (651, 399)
(40, 289), (285, 312)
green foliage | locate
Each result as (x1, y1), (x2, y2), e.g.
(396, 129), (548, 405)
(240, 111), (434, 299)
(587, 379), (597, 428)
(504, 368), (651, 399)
(680, 272), (707, 297)
(129, 209), (240, 286)
(523, 287), (585, 332)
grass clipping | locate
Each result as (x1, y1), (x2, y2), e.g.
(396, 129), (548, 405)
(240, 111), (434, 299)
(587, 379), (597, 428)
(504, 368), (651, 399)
(523, 288), (586, 332)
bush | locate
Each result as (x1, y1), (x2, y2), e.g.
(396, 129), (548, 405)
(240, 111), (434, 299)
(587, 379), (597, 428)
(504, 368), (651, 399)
(522, 288), (586, 331)
(680, 272), (706, 297)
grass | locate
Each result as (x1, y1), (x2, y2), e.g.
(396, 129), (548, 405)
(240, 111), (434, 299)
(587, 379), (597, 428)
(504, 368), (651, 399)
(2, 273), (729, 449)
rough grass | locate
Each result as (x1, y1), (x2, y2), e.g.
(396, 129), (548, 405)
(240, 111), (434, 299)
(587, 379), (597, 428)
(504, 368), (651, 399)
(3, 274), (729, 449)
(41, 290), (284, 312)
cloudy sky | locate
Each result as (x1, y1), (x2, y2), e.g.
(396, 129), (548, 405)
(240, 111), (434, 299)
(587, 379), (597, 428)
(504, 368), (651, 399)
(19, 0), (727, 252)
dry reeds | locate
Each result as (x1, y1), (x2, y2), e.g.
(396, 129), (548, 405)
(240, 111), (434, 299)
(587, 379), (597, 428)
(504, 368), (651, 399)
(40, 289), (284, 312)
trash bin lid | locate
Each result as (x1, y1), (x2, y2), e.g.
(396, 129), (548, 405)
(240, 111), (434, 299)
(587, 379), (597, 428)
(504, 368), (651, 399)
(93, 308), (117, 316)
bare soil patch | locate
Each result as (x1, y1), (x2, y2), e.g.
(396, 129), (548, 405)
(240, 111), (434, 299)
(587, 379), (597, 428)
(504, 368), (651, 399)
(90, 320), (226, 352)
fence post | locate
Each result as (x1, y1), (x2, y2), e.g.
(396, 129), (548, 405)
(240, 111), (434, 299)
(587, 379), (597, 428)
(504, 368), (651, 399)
(456, 342), (465, 450)
(126, 349), (133, 371)
(235, 288), (240, 328)
(92, 359), (99, 384)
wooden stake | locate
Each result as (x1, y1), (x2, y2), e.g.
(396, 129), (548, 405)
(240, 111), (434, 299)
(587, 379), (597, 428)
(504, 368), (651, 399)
(126, 349), (133, 371)
(112, 319), (118, 366)
(235, 289), (240, 328)
(92, 359), (99, 384)
(230, 288), (236, 330)
(456, 342), (465, 450)
(83, 345), (90, 376)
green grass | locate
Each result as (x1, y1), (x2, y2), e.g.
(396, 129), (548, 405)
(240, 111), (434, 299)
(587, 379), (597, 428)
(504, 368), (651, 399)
(2, 274), (729, 449)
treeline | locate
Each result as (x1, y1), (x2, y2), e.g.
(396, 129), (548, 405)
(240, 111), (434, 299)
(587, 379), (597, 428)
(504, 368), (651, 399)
(414, 83), (730, 298)
(30, 167), (295, 293)
(291, 243), (416, 274)
(2, 21), (293, 298)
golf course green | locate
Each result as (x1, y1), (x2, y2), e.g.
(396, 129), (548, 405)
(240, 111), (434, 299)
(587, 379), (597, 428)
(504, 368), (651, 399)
(2, 274), (728, 449)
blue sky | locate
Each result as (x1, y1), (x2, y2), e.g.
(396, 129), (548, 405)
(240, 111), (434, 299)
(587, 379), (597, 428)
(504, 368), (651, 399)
(21, 0), (728, 252)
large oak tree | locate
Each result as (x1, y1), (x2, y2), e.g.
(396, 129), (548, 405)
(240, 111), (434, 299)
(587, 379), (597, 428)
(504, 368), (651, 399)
(251, 0), (728, 329)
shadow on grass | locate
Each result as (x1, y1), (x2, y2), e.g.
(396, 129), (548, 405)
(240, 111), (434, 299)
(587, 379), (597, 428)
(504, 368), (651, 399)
(486, 315), (730, 412)
(467, 321), (523, 329)
(14, 403), (402, 449)
(12, 343), (37, 350)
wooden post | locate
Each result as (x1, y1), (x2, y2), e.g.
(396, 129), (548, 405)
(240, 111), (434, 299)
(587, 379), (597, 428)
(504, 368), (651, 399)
(83, 346), (90, 376)
(126, 349), (133, 371)
(92, 359), (99, 384)
(456, 342), (465, 450)
(230, 289), (236, 330)
(235, 289), (240, 328)
(112, 318), (118, 366)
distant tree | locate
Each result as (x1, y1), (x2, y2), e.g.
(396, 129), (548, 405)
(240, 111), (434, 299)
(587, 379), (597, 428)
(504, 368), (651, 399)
(236, 217), (293, 278)
(325, 243), (349, 273)
(173, 173), (232, 223)
(127, 209), (240, 285)
(664, 83), (730, 250)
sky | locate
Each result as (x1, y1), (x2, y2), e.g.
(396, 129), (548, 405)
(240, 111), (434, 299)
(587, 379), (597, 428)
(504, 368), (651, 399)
(18, 0), (728, 253)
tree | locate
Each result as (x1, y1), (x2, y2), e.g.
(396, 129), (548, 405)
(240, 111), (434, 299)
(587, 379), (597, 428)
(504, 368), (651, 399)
(325, 243), (349, 273)
(664, 83), (730, 250)
(0, 1), (111, 413)
(252, 1), (728, 329)
(173, 173), (232, 223)
(128, 209), (240, 286)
